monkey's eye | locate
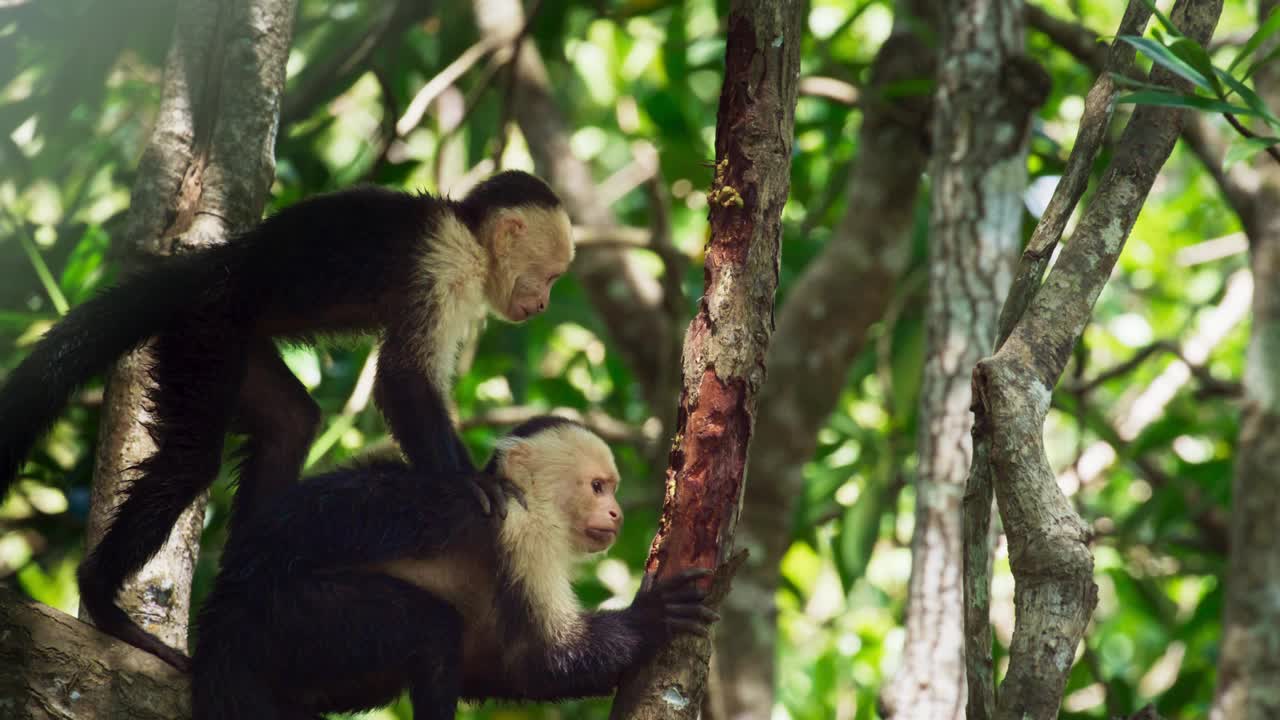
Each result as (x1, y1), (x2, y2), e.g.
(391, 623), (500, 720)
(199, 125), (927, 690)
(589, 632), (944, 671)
(591, 479), (604, 495)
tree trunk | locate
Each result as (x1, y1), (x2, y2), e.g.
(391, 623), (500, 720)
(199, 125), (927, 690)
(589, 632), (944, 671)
(711, 3), (937, 716)
(608, 2), (802, 718)
(0, 589), (190, 719)
(82, 0), (296, 650)
(878, 0), (1039, 716)
(1211, 2), (1280, 717)
(960, 0), (1222, 717)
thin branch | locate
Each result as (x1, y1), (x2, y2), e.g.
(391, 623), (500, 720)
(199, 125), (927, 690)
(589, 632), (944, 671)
(997, 0), (1152, 348)
(396, 36), (503, 136)
(798, 75), (859, 105)
(491, 0), (546, 167)
(1222, 111), (1280, 164)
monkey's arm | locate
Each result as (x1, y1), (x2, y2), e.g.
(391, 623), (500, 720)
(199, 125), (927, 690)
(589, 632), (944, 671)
(374, 330), (473, 475)
(481, 570), (717, 701)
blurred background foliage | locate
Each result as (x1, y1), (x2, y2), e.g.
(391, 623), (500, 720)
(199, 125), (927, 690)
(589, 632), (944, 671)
(0, 0), (1266, 718)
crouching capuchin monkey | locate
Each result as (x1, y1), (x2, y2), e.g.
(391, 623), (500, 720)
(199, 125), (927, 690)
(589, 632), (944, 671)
(191, 417), (718, 719)
(0, 170), (574, 671)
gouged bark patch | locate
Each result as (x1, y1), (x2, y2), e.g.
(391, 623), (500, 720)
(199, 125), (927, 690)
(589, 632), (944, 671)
(648, 369), (752, 579)
(706, 14), (761, 268)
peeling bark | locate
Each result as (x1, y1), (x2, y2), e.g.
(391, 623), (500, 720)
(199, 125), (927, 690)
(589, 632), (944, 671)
(608, 2), (802, 718)
(0, 589), (190, 719)
(711, 6), (936, 716)
(82, 0), (296, 650)
(960, 0), (1223, 717)
(879, 0), (1042, 717)
(1211, 2), (1280, 717)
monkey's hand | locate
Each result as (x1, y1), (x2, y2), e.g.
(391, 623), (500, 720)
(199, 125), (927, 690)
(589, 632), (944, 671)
(468, 472), (529, 520)
(627, 568), (719, 643)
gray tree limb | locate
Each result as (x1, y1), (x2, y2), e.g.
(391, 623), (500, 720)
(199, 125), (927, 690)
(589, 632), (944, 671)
(881, 0), (1047, 715)
(963, 0), (1223, 717)
(0, 589), (190, 719)
(1210, 2), (1280, 717)
(83, 0), (296, 651)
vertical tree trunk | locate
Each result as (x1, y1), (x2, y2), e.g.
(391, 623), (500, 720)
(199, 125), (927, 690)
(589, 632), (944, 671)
(878, 0), (1039, 716)
(608, 2), (802, 718)
(1211, 2), (1280, 717)
(82, 0), (296, 650)
(713, 5), (937, 714)
(959, 0), (1222, 718)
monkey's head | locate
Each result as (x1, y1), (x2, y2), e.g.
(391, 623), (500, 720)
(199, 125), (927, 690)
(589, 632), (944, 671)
(457, 171), (575, 324)
(488, 416), (623, 554)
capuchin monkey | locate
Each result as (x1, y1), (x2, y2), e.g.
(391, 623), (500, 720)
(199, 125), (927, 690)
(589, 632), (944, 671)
(191, 417), (718, 719)
(0, 170), (574, 671)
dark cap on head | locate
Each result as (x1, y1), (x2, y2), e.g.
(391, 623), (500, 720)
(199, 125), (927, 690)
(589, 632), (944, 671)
(482, 415), (586, 475)
(455, 170), (562, 232)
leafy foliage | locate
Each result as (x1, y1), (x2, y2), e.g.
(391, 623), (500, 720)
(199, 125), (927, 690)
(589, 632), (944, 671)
(0, 0), (1270, 718)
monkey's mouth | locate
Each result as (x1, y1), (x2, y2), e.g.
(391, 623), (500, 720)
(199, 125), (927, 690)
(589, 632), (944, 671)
(585, 528), (617, 544)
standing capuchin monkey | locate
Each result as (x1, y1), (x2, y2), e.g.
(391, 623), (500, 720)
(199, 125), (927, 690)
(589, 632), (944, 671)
(191, 417), (718, 719)
(0, 170), (574, 671)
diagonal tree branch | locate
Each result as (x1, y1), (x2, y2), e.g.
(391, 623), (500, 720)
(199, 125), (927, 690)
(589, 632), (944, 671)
(965, 0), (1223, 717)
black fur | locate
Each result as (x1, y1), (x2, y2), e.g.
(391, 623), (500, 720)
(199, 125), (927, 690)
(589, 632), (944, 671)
(453, 170), (561, 233)
(0, 171), (562, 670)
(191, 421), (714, 719)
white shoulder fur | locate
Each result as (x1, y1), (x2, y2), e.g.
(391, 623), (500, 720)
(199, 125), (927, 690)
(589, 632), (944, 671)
(412, 211), (490, 391)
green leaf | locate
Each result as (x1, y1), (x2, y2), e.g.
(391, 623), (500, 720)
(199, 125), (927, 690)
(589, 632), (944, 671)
(18, 235), (69, 316)
(1228, 5), (1280, 74)
(1214, 67), (1280, 129)
(834, 482), (887, 592)
(1120, 36), (1212, 92)
(1168, 38), (1222, 96)
(1116, 90), (1255, 115)
(1137, 0), (1184, 38)
(1243, 43), (1280, 83)
(1224, 135), (1280, 169)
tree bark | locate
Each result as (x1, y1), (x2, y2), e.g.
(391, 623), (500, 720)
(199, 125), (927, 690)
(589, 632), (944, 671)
(710, 3), (937, 717)
(1211, 2), (1280, 717)
(960, 0), (1222, 717)
(0, 589), (190, 719)
(608, 2), (802, 718)
(879, 0), (1042, 717)
(82, 0), (296, 650)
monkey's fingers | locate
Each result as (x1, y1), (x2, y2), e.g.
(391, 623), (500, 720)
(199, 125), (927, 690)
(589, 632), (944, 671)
(500, 477), (530, 511)
(467, 477), (495, 517)
(660, 587), (708, 605)
(666, 619), (712, 637)
(655, 568), (713, 591)
(665, 603), (720, 624)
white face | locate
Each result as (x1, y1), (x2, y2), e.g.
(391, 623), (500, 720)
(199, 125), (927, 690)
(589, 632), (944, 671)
(485, 206), (575, 322)
(498, 424), (623, 554)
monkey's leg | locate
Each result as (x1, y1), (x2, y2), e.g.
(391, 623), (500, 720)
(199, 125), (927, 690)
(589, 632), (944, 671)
(268, 573), (464, 717)
(78, 322), (247, 663)
(228, 338), (320, 535)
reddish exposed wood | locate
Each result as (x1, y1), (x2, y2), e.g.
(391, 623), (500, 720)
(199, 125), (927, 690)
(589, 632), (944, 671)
(609, 1), (801, 718)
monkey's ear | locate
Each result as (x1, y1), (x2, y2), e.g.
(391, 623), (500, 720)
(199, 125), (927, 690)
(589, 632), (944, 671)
(492, 212), (528, 255)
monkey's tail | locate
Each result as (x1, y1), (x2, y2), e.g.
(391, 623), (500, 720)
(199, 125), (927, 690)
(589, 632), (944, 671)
(0, 255), (215, 497)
